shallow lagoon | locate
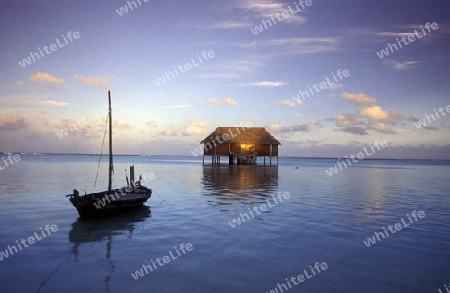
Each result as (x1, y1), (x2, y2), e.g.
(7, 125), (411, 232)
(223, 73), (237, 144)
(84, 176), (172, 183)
(0, 155), (449, 292)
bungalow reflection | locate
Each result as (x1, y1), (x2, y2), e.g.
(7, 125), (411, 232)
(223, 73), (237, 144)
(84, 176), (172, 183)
(202, 165), (278, 208)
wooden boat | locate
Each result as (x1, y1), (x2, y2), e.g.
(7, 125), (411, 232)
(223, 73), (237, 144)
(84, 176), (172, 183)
(66, 91), (152, 219)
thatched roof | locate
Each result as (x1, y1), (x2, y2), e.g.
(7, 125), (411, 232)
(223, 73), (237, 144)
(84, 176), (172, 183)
(201, 127), (281, 145)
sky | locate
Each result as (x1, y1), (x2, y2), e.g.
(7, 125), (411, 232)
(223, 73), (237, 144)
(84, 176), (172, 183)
(1, 0), (449, 159)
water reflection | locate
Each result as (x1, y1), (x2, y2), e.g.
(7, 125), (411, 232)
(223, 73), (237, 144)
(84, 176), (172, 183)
(202, 165), (278, 209)
(68, 205), (151, 292)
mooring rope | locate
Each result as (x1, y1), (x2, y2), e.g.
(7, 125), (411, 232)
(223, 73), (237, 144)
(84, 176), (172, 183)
(36, 219), (101, 293)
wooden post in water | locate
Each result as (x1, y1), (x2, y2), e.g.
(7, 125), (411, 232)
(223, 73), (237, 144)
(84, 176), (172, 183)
(108, 91), (113, 192)
(130, 165), (135, 189)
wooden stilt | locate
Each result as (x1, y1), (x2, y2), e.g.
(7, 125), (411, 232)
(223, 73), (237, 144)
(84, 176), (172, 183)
(130, 165), (135, 189)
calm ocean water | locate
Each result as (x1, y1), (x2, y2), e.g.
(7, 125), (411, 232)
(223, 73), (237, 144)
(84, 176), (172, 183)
(0, 154), (449, 293)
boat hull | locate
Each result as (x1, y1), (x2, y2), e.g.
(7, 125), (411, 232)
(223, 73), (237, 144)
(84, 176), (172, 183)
(68, 185), (152, 220)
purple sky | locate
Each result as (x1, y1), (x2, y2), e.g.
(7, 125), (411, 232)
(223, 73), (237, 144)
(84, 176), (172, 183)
(1, 0), (449, 159)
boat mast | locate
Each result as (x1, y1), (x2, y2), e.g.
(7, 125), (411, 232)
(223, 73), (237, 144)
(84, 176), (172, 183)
(108, 91), (113, 192)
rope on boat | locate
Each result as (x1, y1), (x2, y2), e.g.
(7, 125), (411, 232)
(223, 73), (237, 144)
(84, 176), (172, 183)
(93, 114), (110, 192)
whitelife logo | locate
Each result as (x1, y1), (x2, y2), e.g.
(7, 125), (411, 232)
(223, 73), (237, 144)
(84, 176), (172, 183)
(131, 243), (193, 280)
(414, 105), (450, 130)
(325, 140), (388, 176)
(115, 0), (150, 16)
(287, 69), (350, 106)
(265, 261), (328, 293)
(376, 22), (439, 59)
(0, 154), (21, 171)
(18, 31), (81, 68)
(0, 224), (59, 261)
(363, 210), (425, 247)
(228, 192), (291, 228)
(153, 50), (215, 87)
(250, 0), (313, 35)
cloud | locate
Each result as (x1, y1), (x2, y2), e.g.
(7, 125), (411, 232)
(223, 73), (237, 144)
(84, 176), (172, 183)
(161, 126), (179, 136)
(359, 105), (406, 123)
(41, 100), (69, 107)
(182, 120), (208, 136)
(146, 121), (159, 128)
(407, 115), (419, 122)
(239, 41), (258, 49)
(206, 21), (252, 29)
(207, 99), (222, 105)
(420, 126), (439, 131)
(328, 113), (365, 127)
(56, 118), (102, 138)
(374, 32), (416, 38)
(269, 123), (310, 133)
(0, 114), (29, 131)
(368, 122), (396, 134)
(276, 99), (298, 107)
(224, 59), (265, 73)
(224, 97), (238, 106)
(338, 126), (368, 135)
(310, 120), (323, 128)
(265, 37), (341, 54)
(326, 83), (343, 90)
(75, 74), (114, 87)
(16, 80), (25, 87)
(0, 95), (69, 108)
(112, 120), (135, 129)
(29, 72), (64, 83)
(193, 72), (242, 79)
(342, 92), (377, 105)
(208, 97), (238, 106)
(194, 58), (267, 80)
(236, 0), (307, 25)
(382, 59), (419, 70)
(148, 104), (192, 109)
(159, 120), (208, 137)
(205, 0), (312, 31)
(359, 105), (388, 120)
(244, 81), (289, 87)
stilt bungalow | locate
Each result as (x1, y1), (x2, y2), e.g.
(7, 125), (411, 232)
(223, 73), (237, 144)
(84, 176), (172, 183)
(200, 126), (281, 165)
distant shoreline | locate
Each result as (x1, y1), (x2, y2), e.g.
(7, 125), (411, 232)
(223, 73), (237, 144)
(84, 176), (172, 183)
(0, 152), (448, 161)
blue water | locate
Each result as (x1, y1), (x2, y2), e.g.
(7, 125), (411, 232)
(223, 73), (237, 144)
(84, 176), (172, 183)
(0, 154), (449, 292)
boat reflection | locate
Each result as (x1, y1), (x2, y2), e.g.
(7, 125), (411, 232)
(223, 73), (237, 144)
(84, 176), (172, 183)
(68, 205), (151, 292)
(202, 165), (279, 209)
